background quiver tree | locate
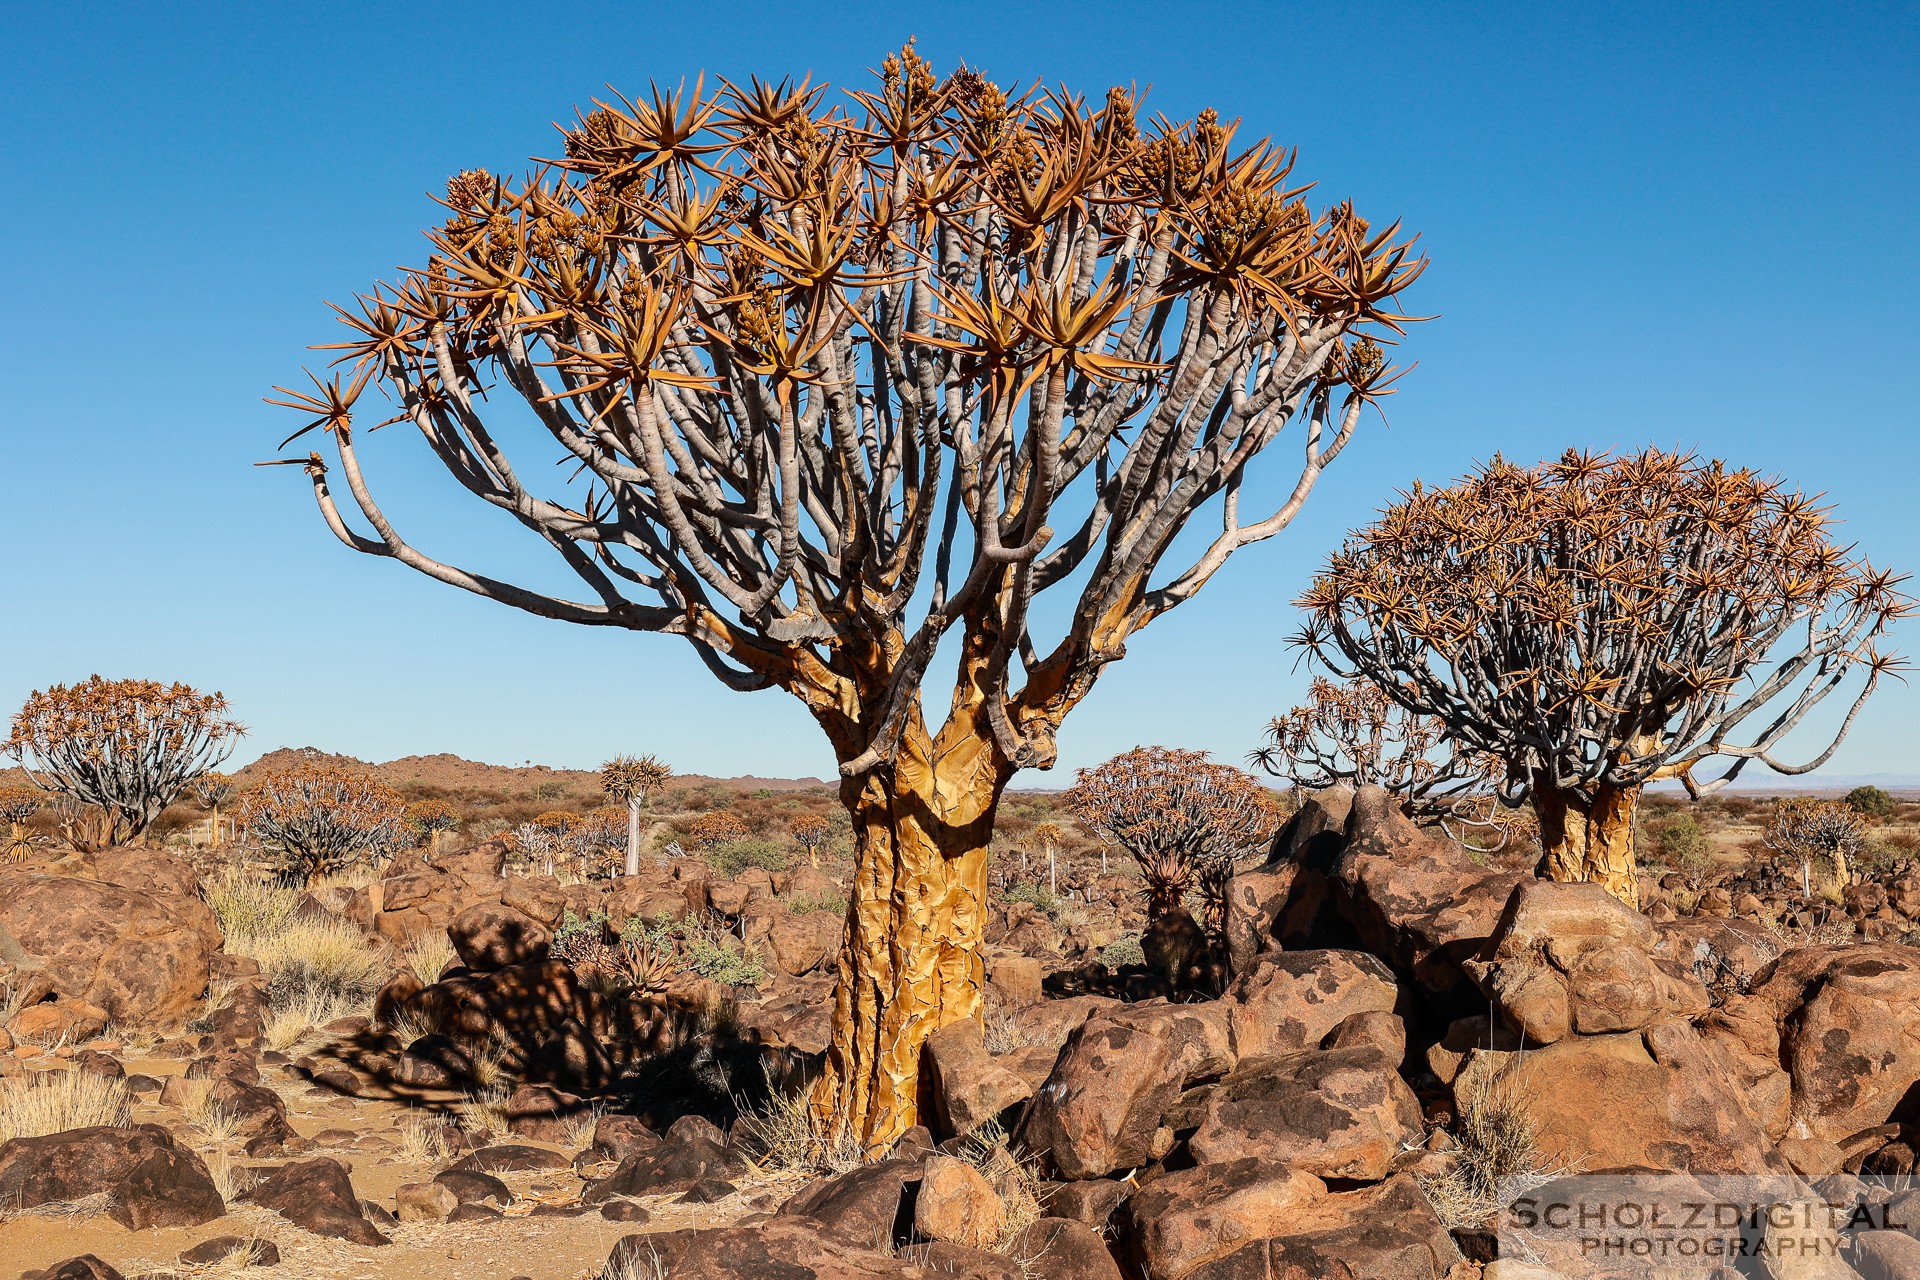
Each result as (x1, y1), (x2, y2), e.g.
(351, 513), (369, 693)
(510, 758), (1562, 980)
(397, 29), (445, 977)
(268, 43), (1424, 1149)
(1298, 449), (1911, 907)
(1254, 674), (1512, 848)
(601, 754), (672, 877)
(788, 811), (831, 867)
(1066, 746), (1278, 987)
(1763, 796), (1869, 897)
(4, 675), (243, 851)
(192, 772), (236, 847)
(687, 809), (750, 850)
(405, 798), (461, 855)
(0, 786), (41, 862)
(241, 760), (408, 884)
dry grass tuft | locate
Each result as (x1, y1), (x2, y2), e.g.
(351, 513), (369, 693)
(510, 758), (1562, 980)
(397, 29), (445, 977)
(399, 1110), (454, 1163)
(1418, 1066), (1567, 1231)
(206, 870), (389, 1048)
(402, 930), (457, 986)
(457, 1085), (512, 1142)
(0, 1070), (132, 1143)
(735, 1083), (869, 1176)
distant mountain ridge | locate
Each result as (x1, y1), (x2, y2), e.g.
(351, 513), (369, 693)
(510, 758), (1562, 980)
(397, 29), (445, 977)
(225, 748), (830, 794)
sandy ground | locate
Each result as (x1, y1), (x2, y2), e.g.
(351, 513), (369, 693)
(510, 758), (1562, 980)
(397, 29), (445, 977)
(1, 1042), (805, 1280)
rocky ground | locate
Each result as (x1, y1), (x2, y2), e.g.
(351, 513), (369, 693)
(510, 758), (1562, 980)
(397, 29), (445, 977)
(8, 786), (1920, 1280)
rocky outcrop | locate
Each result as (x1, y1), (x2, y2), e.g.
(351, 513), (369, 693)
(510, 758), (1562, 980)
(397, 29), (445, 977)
(1019, 1015), (1186, 1179)
(1186, 1044), (1425, 1178)
(0, 853), (221, 1031)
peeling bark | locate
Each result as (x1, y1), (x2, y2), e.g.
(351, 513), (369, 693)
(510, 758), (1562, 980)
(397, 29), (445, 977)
(1532, 776), (1640, 907)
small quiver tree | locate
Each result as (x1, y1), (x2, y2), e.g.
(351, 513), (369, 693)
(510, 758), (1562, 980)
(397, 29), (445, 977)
(602, 754), (673, 877)
(270, 44), (1425, 1148)
(241, 761), (409, 885)
(192, 772), (237, 847)
(0, 786), (41, 862)
(1254, 675), (1509, 848)
(405, 798), (461, 856)
(1066, 746), (1278, 986)
(5, 676), (244, 851)
(789, 812), (832, 868)
(1298, 450), (1911, 907)
(687, 809), (750, 851)
(1764, 797), (1868, 897)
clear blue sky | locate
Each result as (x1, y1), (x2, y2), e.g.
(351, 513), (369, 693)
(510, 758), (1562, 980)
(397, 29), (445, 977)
(3, 2), (1915, 782)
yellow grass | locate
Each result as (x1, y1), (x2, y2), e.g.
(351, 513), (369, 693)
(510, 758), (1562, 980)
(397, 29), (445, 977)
(0, 1070), (131, 1143)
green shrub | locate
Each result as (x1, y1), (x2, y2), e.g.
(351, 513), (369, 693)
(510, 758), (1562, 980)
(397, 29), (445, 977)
(1099, 933), (1145, 970)
(683, 922), (767, 987)
(1002, 880), (1061, 915)
(1646, 815), (1711, 875)
(1846, 785), (1897, 820)
(707, 837), (790, 878)
(786, 891), (848, 917)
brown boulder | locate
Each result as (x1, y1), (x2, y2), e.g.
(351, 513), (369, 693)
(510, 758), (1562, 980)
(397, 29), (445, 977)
(1180, 1175), (1462, 1280)
(1709, 945), (1920, 1144)
(449, 901), (551, 971)
(1457, 1020), (1784, 1173)
(1224, 949), (1400, 1061)
(0, 1123), (224, 1230)
(777, 1158), (920, 1247)
(613, 1218), (1011, 1278)
(1187, 1044), (1425, 1179)
(914, 1155), (1004, 1250)
(20, 1258), (124, 1280)
(1335, 786), (1525, 1009)
(245, 1156), (389, 1244)
(1470, 879), (1710, 1043)
(1004, 1218), (1123, 1280)
(922, 1019), (1034, 1141)
(1019, 1015), (1185, 1179)
(0, 868), (219, 1030)
(1117, 1158), (1327, 1279)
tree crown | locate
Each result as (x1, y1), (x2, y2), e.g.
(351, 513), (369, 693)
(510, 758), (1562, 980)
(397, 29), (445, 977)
(272, 44), (1424, 780)
(1298, 449), (1910, 796)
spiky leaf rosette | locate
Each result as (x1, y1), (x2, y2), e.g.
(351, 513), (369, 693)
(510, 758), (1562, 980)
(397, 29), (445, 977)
(602, 754), (672, 803)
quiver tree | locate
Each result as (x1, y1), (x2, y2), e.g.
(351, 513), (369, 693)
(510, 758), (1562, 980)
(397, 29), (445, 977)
(1065, 746), (1277, 972)
(241, 761), (409, 884)
(268, 44), (1423, 1148)
(687, 808), (750, 850)
(1299, 449), (1911, 906)
(1763, 797), (1868, 895)
(192, 772), (236, 846)
(1253, 675), (1510, 847)
(602, 753), (673, 876)
(0, 786), (41, 862)
(789, 811), (831, 866)
(5, 676), (244, 851)
(405, 798), (461, 855)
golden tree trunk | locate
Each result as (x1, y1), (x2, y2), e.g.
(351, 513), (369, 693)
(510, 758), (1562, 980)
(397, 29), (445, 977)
(809, 725), (1004, 1153)
(1532, 778), (1640, 907)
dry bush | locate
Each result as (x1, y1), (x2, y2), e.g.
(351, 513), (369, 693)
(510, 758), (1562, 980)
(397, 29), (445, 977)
(0, 1070), (132, 1142)
(735, 1082), (869, 1176)
(207, 871), (388, 1042)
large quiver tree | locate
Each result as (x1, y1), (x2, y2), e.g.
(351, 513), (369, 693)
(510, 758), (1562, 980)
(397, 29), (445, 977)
(270, 45), (1424, 1149)
(1299, 449), (1910, 906)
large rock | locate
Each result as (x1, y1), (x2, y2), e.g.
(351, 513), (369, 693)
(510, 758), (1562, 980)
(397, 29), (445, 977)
(1004, 1218), (1123, 1280)
(1019, 1015), (1186, 1179)
(1179, 1175), (1462, 1280)
(612, 1218), (1018, 1278)
(1117, 1158), (1327, 1279)
(1223, 949), (1401, 1061)
(922, 1020), (1034, 1140)
(448, 902), (551, 971)
(245, 1156), (389, 1245)
(0, 862), (220, 1030)
(778, 1159), (921, 1247)
(1468, 879), (1711, 1043)
(1456, 1020), (1784, 1173)
(20, 1259), (124, 1280)
(582, 1125), (747, 1203)
(1333, 787), (1526, 1011)
(914, 1155), (1003, 1250)
(1187, 1044), (1425, 1179)
(1706, 945), (1920, 1144)
(0, 1123), (224, 1230)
